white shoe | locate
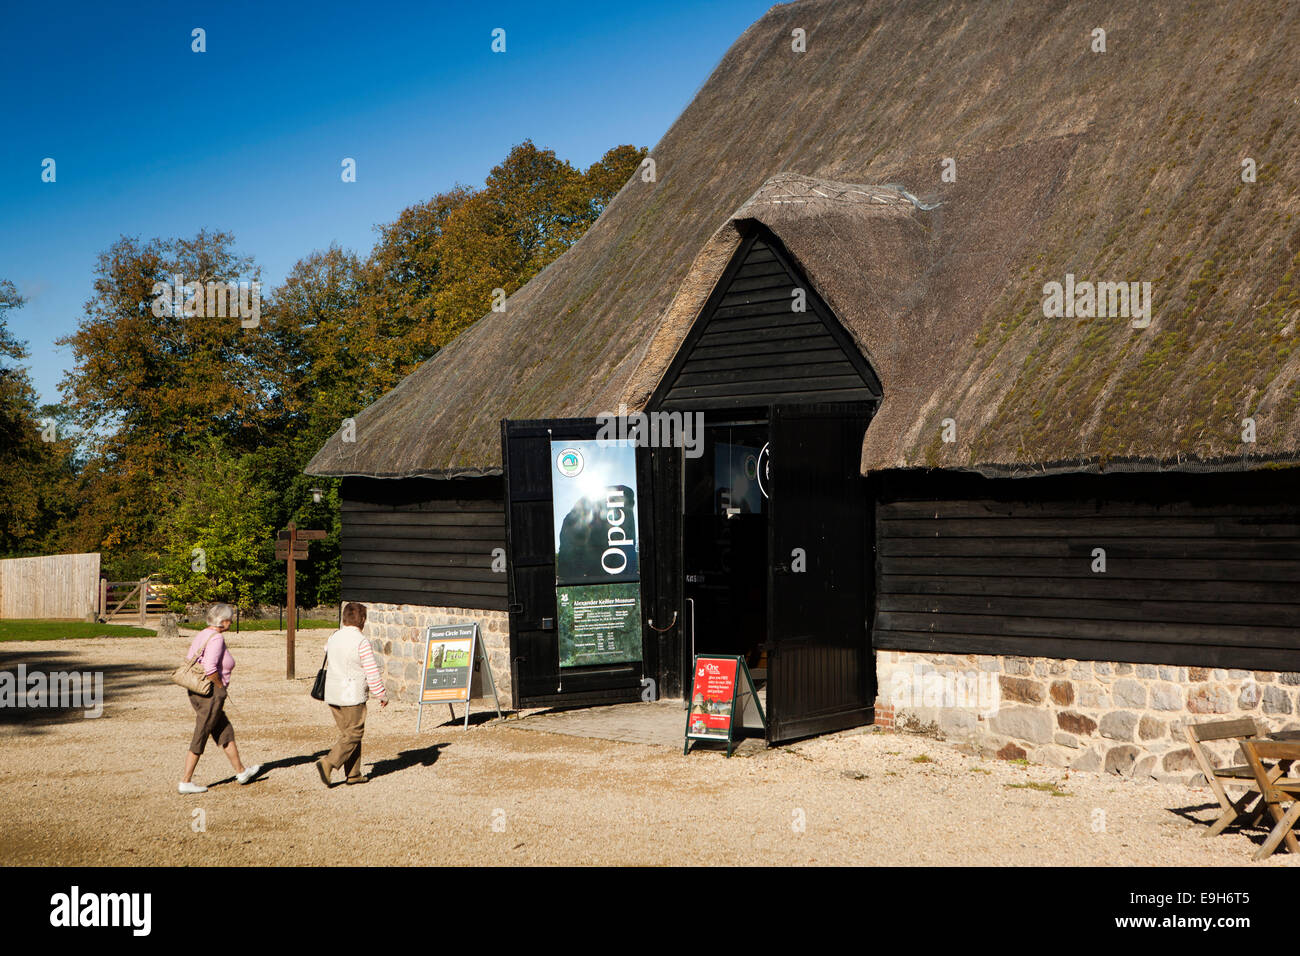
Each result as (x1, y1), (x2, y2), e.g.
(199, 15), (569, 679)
(236, 764), (261, 785)
(178, 781), (207, 794)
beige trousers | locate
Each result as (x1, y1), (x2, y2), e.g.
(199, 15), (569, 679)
(326, 703), (366, 779)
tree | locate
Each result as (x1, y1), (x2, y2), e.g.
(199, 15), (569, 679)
(156, 439), (273, 612)
(0, 281), (77, 556)
(57, 231), (282, 558)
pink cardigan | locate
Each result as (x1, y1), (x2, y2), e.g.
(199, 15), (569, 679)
(187, 627), (235, 685)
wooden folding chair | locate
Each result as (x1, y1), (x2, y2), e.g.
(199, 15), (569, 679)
(1238, 739), (1300, 860)
(1185, 718), (1280, 837)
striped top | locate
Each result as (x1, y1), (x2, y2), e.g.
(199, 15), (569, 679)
(357, 636), (386, 700)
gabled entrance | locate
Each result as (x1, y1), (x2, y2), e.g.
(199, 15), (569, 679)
(652, 223), (882, 745)
(499, 223), (882, 744)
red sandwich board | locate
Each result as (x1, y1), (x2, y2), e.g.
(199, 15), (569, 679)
(684, 654), (766, 757)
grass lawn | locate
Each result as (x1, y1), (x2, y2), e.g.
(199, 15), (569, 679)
(178, 618), (338, 632)
(0, 620), (156, 641)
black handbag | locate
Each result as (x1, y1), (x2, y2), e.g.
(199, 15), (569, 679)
(310, 652), (327, 701)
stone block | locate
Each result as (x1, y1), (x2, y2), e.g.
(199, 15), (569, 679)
(1135, 755), (1158, 778)
(1004, 657), (1032, 676)
(1136, 664), (1158, 679)
(1187, 685), (1232, 714)
(1238, 682), (1261, 710)
(1050, 681), (1074, 705)
(1100, 711), (1138, 741)
(1037, 746), (1071, 768)
(1151, 683), (1184, 711)
(1162, 748), (1197, 772)
(1138, 715), (1165, 740)
(989, 706), (1053, 744)
(1058, 711), (1097, 736)
(938, 709), (978, 735)
(1055, 732), (1080, 749)
(1078, 683), (1111, 709)
(1280, 673), (1300, 686)
(1104, 745), (1140, 776)
(996, 742), (1027, 761)
(1188, 667), (1209, 681)
(1116, 663), (1133, 675)
(1263, 685), (1294, 715)
(999, 675), (1045, 704)
(1113, 679), (1147, 708)
(1071, 749), (1102, 772)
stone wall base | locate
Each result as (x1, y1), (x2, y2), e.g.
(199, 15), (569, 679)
(354, 602), (512, 709)
(874, 649), (1300, 785)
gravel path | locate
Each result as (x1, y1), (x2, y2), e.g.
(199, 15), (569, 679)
(1, 632), (1293, 866)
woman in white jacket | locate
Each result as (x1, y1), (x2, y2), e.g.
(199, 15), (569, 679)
(316, 602), (387, 786)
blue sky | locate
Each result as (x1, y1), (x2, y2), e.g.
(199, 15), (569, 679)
(0, 0), (773, 404)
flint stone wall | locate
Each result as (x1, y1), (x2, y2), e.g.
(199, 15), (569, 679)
(356, 602), (511, 709)
(876, 649), (1300, 784)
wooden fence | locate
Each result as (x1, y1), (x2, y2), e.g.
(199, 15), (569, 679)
(0, 552), (101, 620)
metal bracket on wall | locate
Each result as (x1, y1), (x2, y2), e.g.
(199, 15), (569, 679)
(647, 610), (678, 633)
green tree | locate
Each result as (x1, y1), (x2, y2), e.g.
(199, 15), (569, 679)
(0, 281), (78, 556)
(156, 440), (273, 612)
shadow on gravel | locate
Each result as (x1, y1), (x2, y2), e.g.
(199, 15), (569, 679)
(0, 648), (162, 733)
(1166, 801), (1269, 837)
(433, 709), (506, 728)
(205, 749), (329, 788)
(368, 743), (447, 779)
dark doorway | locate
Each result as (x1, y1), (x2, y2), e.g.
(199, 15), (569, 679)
(682, 420), (770, 669)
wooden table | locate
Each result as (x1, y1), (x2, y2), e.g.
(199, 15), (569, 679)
(1238, 738), (1300, 860)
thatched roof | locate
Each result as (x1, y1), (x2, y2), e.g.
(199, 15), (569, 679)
(308, 0), (1300, 480)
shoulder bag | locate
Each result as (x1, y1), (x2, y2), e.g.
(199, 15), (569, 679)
(310, 651), (328, 701)
(171, 633), (218, 696)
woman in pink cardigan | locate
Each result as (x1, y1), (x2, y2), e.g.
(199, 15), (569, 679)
(178, 603), (261, 793)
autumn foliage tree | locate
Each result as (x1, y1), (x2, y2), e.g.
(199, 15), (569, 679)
(47, 140), (646, 602)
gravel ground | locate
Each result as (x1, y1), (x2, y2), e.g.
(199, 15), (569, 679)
(1, 631), (1294, 866)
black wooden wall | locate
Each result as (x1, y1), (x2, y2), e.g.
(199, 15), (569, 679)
(651, 227), (881, 411)
(873, 469), (1300, 671)
(341, 476), (508, 611)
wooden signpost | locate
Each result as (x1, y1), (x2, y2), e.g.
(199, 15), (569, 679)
(684, 654), (766, 757)
(276, 522), (327, 680)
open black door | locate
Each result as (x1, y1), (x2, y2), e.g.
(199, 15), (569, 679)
(501, 418), (648, 709)
(765, 402), (876, 743)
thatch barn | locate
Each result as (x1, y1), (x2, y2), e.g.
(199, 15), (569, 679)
(308, 0), (1300, 775)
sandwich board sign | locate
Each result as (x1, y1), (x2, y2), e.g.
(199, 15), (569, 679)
(684, 654), (766, 757)
(416, 623), (502, 731)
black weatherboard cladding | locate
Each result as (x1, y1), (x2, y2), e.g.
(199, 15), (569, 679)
(341, 476), (508, 611)
(873, 469), (1300, 671)
(652, 227), (882, 411)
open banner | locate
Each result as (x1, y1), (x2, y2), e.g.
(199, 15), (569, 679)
(550, 439), (644, 669)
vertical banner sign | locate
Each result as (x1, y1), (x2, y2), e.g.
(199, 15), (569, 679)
(550, 440), (644, 669)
